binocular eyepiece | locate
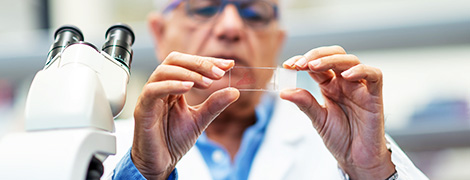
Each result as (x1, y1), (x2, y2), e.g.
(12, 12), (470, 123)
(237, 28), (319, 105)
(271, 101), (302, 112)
(46, 24), (135, 70)
(102, 24), (135, 69)
(46, 25), (83, 65)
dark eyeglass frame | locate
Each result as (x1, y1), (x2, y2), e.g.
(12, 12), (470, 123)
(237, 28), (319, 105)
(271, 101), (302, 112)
(163, 0), (278, 28)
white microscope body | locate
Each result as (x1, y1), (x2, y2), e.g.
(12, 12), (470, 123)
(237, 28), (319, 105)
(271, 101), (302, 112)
(0, 24), (135, 180)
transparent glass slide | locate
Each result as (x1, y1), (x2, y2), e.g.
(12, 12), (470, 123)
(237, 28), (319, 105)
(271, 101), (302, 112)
(228, 66), (297, 91)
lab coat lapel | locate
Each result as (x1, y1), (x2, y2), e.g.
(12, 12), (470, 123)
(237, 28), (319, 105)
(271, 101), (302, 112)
(249, 97), (308, 180)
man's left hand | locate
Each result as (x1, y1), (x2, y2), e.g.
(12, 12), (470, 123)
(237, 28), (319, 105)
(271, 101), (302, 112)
(280, 45), (395, 180)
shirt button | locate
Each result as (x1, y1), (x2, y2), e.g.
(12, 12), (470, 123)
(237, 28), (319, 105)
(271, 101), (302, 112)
(212, 150), (224, 163)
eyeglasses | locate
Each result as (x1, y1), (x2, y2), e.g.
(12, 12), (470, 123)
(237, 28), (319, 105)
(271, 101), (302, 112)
(163, 0), (278, 29)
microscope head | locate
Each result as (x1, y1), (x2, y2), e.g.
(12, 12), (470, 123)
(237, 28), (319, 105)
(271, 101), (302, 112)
(25, 24), (135, 131)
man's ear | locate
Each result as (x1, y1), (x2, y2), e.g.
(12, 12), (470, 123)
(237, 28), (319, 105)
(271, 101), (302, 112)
(148, 12), (166, 61)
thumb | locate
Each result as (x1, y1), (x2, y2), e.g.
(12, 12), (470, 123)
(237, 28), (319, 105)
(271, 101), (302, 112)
(280, 88), (326, 129)
(195, 87), (240, 128)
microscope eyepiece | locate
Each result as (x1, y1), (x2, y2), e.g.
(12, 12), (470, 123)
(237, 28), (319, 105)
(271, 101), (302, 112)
(46, 25), (84, 65)
(102, 24), (135, 70)
(54, 25), (84, 41)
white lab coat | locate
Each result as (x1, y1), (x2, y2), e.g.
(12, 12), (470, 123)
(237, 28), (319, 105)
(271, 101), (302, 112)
(104, 96), (428, 179)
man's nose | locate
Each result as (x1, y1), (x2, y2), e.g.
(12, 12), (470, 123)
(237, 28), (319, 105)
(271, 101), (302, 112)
(213, 5), (244, 43)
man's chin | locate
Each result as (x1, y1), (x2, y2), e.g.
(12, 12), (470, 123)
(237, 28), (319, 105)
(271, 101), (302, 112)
(187, 85), (260, 109)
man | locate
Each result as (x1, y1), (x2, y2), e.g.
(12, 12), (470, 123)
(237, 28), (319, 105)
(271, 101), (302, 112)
(108, 0), (428, 179)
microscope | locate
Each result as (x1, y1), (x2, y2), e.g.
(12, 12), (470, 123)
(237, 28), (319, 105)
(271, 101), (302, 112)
(0, 24), (135, 180)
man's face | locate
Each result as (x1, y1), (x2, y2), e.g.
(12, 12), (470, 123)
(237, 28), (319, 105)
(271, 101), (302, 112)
(150, 0), (285, 107)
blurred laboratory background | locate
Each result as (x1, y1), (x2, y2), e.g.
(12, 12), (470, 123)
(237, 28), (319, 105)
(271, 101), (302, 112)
(1, 0), (469, 179)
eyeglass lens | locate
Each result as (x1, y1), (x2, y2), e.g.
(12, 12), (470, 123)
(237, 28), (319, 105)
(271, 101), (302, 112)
(187, 0), (276, 28)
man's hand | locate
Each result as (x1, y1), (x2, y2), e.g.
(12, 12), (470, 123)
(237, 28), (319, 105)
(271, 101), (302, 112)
(281, 46), (395, 180)
(131, 52), (240, 180)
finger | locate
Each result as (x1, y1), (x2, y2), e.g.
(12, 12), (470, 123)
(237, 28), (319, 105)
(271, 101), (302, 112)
(163, 51), (235, 78)
(194, 88), (240, 129)
(341, 64), (383, 95)
(280, 88), (326, 131)
(151, 65), (215, 88)
(139, 80), (194, 110)
(308, 70), (335, 85)
(282, 55), (303, 69)
(308, 54), (360, 73)
(294, 45), (347, 69)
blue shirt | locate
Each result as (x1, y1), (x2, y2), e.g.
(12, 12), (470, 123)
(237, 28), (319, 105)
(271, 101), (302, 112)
(112, 93), (275, 180)
(196, 93), (274, 180)
(112, 148), (178, 180)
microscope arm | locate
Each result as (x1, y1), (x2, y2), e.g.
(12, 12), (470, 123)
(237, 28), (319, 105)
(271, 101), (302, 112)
(0, 129), (115, 180)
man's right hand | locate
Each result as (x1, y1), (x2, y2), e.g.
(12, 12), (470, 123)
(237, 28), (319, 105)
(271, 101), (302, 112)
(131, 52), (239, 180)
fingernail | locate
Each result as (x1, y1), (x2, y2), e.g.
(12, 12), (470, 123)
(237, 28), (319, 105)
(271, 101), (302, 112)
(202, 76), (213, 85)
(341, 69), (352, 77)
(212, 66), (225, 77)
(283, 57), (296, 67)
(294, 57), (307, 68)
(221, 60), (234, 67)
(182, 81), (194, 88)
(309, 60), (320, 68)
